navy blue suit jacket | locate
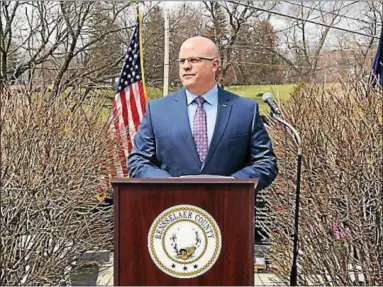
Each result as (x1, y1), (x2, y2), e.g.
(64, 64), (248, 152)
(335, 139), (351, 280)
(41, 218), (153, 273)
(128, 87), (278, 191)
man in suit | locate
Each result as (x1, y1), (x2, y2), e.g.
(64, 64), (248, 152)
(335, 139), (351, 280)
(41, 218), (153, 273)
(128, 36), (277, 191)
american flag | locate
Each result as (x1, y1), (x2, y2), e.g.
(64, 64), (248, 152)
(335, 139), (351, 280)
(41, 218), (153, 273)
(371, 26), (383, 86)
(111, 16), (146, 177)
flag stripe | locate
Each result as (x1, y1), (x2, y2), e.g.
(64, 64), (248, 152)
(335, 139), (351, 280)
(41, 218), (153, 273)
(115, 92), (130, 163)
(125, 91), (135, 153)
(132, 82), (143, 120)
(138, 81), (146, 116)
(119, 89), (129, 135)
(129, 84), (141, 131)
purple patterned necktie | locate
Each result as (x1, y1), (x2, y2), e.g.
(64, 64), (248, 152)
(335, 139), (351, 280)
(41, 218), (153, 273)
(193, 97), (208, 163)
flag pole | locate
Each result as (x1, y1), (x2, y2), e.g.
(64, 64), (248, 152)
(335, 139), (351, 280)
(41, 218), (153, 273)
(136, 1), (147, 100)
(163, 8), (170, 97)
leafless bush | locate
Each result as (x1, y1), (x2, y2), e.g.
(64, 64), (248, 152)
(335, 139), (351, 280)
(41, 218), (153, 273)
(260, 80), (382, 285)
(0, 87), (116, 285)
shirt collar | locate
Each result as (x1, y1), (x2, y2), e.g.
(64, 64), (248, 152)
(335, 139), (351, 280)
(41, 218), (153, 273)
(186, 84), (218, 106)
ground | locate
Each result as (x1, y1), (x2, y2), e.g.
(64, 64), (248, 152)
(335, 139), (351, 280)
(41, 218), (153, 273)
(71, 252), (283, 286)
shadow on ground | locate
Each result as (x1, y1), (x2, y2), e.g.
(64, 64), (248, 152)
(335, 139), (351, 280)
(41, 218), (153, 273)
(70, 264), (99, 286)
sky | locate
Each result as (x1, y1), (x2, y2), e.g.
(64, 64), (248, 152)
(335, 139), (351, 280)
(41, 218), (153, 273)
(156, 1), (380, 50)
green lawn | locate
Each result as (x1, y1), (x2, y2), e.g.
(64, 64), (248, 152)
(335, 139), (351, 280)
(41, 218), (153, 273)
(146, 84), (297, 115)
(226, 84), (296, 114)
(101, 84), (298, 120)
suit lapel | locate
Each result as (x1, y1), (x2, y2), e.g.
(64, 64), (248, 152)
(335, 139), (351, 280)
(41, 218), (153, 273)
(174, 88), (202, 168)
(202, 88), (232, 170)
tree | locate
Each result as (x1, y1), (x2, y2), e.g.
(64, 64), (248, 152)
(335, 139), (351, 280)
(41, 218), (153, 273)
(202, 1), (277, 84)
(335, 1), (382, 79)
(1, 1), (137, 99)
(167, 2), (210, 88)
(0, 2), (23, 87)
(4, 42), (20, 82)
(79, 2), (125, 86)
(269, 1), (353, 82)
(231, 20), (283, 84)
(142, 5), (164, 87)
(1, 2), (69, 86)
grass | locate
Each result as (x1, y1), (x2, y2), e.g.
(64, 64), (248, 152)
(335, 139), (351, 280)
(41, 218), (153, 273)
(100, 84), (299, 119)
(144, 84), (298, 115)
(29, 83), (330, 118)
(95, 82), (335, 120)
(226, 84), (297, 114)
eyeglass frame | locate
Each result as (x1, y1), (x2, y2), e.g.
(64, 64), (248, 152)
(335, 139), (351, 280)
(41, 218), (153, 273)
(178, 57), (218, 65)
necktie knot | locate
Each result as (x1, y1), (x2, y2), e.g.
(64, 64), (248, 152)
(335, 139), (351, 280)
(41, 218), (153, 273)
(194, 96), (206, 107)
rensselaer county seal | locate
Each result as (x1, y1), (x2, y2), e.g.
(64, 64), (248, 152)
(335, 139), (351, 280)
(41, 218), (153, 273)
(148, 204), (222, 279)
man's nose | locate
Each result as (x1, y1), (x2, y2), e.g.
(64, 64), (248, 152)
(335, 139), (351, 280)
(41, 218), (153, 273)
(182, 60), (192, 69)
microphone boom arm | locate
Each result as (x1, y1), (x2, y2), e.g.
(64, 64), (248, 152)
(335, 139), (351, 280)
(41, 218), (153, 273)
(271, 113), (302, 155)
(270, 112), (302, 286)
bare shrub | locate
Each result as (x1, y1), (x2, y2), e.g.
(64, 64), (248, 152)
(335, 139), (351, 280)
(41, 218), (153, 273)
(1, 87), (115, 285)
(259, 80), (383, 285)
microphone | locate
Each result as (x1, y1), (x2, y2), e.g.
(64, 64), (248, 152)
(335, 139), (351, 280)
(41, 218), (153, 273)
(262, 93), (282, 116)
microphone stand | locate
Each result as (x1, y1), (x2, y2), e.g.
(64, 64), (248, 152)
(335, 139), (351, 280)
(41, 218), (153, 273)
(270, 111), (302, 286)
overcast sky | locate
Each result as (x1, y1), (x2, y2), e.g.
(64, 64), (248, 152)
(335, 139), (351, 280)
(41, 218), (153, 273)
(156, 1), (380, 50)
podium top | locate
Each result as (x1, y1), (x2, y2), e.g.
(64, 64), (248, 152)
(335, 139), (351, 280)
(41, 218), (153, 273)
(111, 177), (257, 184)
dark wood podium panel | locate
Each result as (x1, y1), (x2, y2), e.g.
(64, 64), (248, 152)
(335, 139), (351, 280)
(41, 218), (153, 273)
(112, 178), (255, 286)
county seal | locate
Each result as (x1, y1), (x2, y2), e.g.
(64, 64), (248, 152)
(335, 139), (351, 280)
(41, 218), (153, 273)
(148, 204), (222, 278)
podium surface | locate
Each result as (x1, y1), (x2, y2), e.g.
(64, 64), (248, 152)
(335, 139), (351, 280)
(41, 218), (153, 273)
(111, 178), (255, 286)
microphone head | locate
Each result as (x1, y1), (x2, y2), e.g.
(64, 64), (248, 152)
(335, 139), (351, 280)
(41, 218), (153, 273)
(262, 92), (274, 102)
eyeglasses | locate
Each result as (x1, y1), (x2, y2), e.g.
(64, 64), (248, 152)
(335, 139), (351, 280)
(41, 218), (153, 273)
(178, 57), (216, 65)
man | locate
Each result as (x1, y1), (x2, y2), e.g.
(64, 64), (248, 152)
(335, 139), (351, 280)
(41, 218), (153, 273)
(128, 36), (277, 191)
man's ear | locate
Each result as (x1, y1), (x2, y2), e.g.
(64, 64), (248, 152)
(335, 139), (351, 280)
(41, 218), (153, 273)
(213, 60), (220, 72)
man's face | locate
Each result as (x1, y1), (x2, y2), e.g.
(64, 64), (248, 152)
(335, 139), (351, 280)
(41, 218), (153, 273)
(178, 42), (219, 94)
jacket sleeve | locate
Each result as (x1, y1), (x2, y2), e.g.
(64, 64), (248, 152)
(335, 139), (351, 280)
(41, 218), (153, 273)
(231, 103), (278, 191)
(127, 102), (171, 178)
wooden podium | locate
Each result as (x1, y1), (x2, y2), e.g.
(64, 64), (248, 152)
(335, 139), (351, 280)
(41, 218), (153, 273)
(111, 177), (256, 286)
